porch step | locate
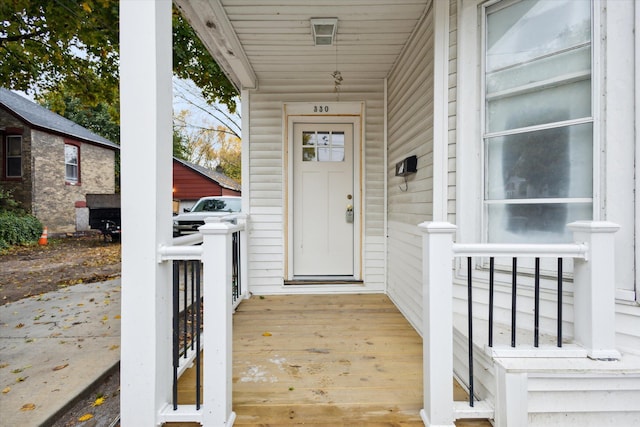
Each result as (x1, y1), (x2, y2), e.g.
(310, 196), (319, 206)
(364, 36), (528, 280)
(453, 400), (494, 420)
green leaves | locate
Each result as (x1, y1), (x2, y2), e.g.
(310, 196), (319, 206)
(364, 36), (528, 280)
(1, 1), (237, 113)
(0, 0), (120, 104)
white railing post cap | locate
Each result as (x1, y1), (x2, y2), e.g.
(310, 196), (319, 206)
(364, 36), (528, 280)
(198, 217), (234, 234)
(418, 221), (457, 234)
(567, 221), (620, 234)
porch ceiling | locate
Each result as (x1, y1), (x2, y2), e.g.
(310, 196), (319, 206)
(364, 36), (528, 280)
(174, 0), (432, 90)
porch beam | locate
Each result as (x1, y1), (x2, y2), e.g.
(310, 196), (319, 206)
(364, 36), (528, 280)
(419, 221), (456, 427)
(119, 0), (174, 425)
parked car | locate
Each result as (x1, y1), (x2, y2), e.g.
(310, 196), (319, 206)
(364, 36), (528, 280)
(173, 196), (241, 236)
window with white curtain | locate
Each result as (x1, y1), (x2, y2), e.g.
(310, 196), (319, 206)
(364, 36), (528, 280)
(483, 0), (593, 243)
(65, 143), (79, 184)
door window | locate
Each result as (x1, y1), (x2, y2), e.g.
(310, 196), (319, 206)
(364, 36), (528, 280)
(302, 131), (345, 162)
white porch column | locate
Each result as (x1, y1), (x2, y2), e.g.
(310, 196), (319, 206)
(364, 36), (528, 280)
(120, 0), (174, 426)
(567, 221), (621, 360)
(419, 222), (457, 427)
(199, 218), (236, 426)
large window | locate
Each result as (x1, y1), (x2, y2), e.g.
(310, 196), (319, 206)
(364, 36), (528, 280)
(483, 0), (593, 243)
(65, 143), (79, 184)
(5, 135), (22, 178)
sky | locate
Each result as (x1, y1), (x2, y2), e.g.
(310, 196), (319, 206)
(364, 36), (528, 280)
(13, 78), (241, 140)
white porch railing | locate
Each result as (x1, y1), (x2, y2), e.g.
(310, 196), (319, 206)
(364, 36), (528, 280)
(150, 214), (248, 426)
(418, 221), (620, 427)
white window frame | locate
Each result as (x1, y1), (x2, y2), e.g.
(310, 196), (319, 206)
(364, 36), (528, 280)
(457, 0), (600, 247)
(64, 143), (80, 184)
(481, 0), (595, 246)
(456, 0), (601, 288)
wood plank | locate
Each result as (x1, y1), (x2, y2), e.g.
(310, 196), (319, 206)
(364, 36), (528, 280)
(168, 294), (491, 426)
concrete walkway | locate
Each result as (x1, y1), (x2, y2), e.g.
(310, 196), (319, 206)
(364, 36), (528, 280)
(0, 279), (121, 427)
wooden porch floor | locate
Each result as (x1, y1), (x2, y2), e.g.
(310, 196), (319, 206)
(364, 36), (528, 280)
(169, 294), (491, 426)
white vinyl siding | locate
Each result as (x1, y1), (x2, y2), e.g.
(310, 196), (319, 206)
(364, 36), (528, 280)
(448, 0), (458, 226)
(245, 79), (385, 294)
(386, 5), (434, 332)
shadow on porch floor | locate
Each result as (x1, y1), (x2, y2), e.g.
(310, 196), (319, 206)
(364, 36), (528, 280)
(167, 293), (491, 426)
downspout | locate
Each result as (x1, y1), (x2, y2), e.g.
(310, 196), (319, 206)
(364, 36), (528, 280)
(384, 78), (389, 292)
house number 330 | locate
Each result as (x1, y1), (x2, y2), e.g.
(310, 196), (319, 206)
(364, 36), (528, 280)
(313, 105), (329, 113)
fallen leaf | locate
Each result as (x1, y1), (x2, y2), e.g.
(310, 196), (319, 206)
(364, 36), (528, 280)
(114, 315), (121, 319)
(53, 364), (69, 371)
(0, 363), (9, 369)
(15, 323), (24, 329)
(109, 345), (120, 351)
(20, 403), (36, 411)
(78, 413), (94, 421)
(262, 332), (272, 337)
(16, 377), (27, 382)
(92, 396), (106, 407)
(2, 387), (10, 394)
(102, 315), (109, 321)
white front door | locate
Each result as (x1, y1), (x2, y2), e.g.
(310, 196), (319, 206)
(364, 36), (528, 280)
(292, 123), (354, 277)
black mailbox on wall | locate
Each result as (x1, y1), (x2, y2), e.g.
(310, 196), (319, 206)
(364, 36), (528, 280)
(395, 155), (417, 177)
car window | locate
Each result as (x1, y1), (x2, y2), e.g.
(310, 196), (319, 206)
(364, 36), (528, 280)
(192, 198), (241, 213)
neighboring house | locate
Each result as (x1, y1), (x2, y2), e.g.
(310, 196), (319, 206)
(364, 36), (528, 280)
(0, 88), (118, 234)
(119, 1), (640, 426)
(172, 157), (241, 214)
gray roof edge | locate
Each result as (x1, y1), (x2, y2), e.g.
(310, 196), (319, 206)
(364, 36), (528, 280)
(0, 88), (118, 150)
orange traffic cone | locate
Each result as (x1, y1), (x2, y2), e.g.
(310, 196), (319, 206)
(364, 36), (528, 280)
(38, 226), (48, 245)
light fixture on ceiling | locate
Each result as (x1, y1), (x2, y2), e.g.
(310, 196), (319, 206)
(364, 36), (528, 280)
(310, 18), (338, 46)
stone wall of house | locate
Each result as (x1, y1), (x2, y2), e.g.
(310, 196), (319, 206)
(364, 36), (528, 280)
(31, 129), (115, 234)
(0, 110), (33, 213)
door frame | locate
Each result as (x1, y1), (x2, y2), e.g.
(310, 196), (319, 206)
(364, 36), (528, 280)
(284, 102), (364, 281)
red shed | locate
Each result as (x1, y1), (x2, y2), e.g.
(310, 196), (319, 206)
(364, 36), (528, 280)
(172, 157), (241, 214)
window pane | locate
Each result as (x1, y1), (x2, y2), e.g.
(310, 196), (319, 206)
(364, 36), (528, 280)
(486, 123), (593, 200)
(66, 164), (78, 181)
(7, 158), (21, 177)
(302, 131), (316, 146)
(318, 146), (331, 161)
(7, 136), (21, 155)
(486, 0), (591, 72)
(487, 80), (591, 133)
(486, 46), (590, 95)
(317, 132), (330, 147)
(302, 147), (316, 161)
(331, 132), (345, 161)
(65, 145), (78, 165)
(487, 202), (592, 243)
